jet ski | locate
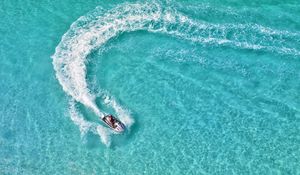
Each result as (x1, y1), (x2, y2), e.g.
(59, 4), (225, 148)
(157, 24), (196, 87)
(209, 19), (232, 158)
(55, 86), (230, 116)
(102, 115), (126, 133)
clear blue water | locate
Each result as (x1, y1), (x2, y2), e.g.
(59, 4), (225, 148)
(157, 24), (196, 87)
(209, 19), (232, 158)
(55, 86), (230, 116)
(1, 0), (300, 174)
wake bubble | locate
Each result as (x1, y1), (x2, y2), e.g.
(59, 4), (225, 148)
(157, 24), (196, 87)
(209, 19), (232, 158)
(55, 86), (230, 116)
(52, 2), (300, 145)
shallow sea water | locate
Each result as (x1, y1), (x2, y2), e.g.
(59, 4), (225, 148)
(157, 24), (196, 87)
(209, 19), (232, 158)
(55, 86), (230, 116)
(0, 0), (300, 174)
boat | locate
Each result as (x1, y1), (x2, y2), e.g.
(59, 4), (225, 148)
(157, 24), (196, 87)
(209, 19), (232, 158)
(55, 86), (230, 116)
(102, 114), (126, 133)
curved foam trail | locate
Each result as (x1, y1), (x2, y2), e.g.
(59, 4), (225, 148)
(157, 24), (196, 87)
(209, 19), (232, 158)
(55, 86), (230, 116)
(52, 2), (300, 143)
(52, 3), (162, 123)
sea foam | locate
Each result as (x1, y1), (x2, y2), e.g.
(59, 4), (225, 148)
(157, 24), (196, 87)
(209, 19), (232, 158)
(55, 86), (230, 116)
(52, 2), (300, 145)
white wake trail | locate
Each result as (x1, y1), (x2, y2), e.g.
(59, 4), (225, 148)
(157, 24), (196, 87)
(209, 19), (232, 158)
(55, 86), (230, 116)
(52, 3), (162, 117)
(52, 2), (300, 145)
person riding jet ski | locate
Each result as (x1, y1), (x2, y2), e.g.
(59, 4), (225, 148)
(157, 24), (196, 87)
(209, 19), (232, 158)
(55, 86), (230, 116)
(102, 114), (126, 133)
(107, 115), (116, 127)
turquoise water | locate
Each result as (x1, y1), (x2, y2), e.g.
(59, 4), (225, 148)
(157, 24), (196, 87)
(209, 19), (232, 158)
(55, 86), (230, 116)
(1, 0), (300, 174)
